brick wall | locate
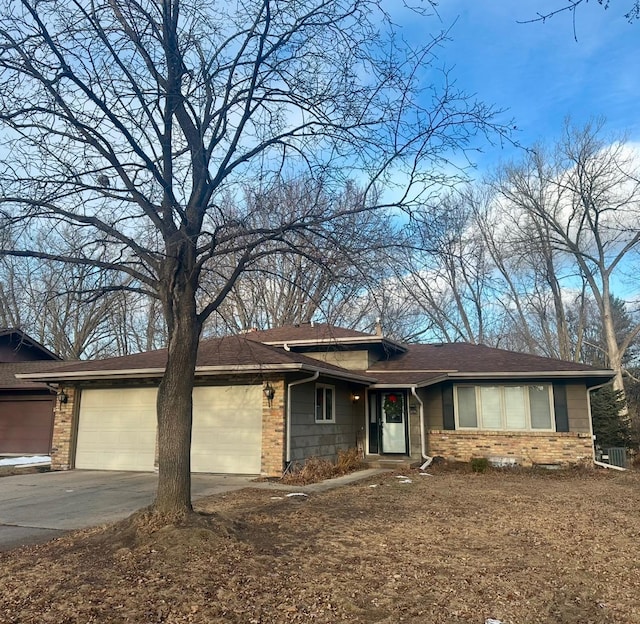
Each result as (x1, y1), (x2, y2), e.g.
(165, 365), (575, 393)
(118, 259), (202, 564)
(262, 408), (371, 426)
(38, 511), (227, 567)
(50, 386), (77, 471)
(427, 429), (594, 466)
(261, 377), (286, 476)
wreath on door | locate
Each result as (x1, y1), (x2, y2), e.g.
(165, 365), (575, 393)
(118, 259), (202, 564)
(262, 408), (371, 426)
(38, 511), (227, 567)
(383, 393), (403, 421)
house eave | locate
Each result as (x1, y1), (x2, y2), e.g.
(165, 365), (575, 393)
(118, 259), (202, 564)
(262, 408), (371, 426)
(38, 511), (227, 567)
(16, 362), (376, 385)
(366, 369), (614, 389)
(369, 374), (450, 389)
(262, 336), (407, 353)
(447, 370), (615, 381)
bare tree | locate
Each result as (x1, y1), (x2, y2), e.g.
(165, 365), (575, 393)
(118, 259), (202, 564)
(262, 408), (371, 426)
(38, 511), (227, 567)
(521, 1), (639, 34)
(496, 121), (640, 393)
(399, 190), (499, 344)
(0, 227), (142, 359)
(208, 180), (396, 332)
(479, 158), (585, 360)
(0, 0), (506, 517)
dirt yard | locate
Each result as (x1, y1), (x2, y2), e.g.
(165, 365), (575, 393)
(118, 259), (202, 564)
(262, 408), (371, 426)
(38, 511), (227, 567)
(0, 466), (639, 624)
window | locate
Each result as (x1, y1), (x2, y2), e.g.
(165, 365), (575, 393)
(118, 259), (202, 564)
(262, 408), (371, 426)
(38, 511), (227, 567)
(315, 384), (335, 423)
(455, 384), (554, 431)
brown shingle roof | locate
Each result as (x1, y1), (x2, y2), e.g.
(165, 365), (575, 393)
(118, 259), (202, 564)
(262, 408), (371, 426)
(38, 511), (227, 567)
(18, 335), (374, 383)
(370, 343), (606, 374)
(0, 361), (70, 390)
(16, 329), (613, 388)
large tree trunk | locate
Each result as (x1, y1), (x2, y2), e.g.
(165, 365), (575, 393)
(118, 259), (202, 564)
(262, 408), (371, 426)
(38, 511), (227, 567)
(153, 278), (202, 516)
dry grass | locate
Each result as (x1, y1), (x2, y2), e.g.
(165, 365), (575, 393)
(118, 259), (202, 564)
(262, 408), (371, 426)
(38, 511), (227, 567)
(280, 447), (363, 485)
(0, 465), (49, 478)
(1, 466), (639, 623)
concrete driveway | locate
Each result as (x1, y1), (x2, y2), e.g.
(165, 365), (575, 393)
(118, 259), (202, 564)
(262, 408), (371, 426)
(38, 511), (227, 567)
(0, 470), (255, 551)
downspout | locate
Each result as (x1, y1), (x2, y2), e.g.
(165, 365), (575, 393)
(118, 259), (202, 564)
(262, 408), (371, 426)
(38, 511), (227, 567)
(587, 381), (627, 470)
(411, 386), (428, 461)
(286, 371), (320, 466)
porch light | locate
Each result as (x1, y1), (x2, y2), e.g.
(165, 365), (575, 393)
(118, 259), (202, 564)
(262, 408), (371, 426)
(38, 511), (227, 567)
(352, 393), (361, 403)
(263, 382), (275, 407)
(58, 391), (69, 405)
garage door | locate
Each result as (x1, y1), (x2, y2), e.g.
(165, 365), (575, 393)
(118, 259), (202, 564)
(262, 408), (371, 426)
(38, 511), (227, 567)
(75, 385), (262, 474)
(0, 396), (55, 455)
(75, 388), (157, 471)
(192, 385), (262, 474)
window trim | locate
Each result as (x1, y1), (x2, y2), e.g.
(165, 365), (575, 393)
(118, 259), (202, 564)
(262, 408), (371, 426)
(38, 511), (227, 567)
(453, 384), (556, 432)
(315, 383), (336, 423)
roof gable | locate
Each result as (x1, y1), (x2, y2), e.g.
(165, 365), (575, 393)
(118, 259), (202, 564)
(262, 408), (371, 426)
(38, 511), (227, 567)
(244, 322), (406, 355)
(0, 329), (61, 363)
(243, 323), (374, 342)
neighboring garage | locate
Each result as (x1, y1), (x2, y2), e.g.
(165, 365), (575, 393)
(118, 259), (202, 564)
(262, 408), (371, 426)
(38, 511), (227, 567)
(0, 330), (63, 456)
(0, 393), (55, 455)
(75, 385), (262, 474)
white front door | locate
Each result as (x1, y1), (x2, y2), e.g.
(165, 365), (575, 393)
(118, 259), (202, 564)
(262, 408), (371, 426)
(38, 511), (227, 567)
(381, 391), (407, 454)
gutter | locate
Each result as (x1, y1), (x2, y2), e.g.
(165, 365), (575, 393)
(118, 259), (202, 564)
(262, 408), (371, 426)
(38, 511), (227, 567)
(17, 362), (375, 385)
(261, 336), (407, 352)
(369, 374), (450, 389)
(593, 460), (627, 471)
(447, 370), (615, 380)
(410, 386), (428, 460)
(286, 371), (320, 464)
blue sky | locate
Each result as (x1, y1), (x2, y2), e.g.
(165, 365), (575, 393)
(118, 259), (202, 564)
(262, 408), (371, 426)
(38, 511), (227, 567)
(407, 1), (640, 171)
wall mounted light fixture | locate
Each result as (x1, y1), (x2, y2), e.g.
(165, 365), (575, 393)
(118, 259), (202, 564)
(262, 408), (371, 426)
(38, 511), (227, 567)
(58, 391), (69, 405)
(352, 393), (361, 403)
(263, 382), (275, 407)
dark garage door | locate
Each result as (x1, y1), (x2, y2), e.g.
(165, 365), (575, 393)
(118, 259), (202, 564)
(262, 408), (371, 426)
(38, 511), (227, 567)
(0, 395), (55, 455)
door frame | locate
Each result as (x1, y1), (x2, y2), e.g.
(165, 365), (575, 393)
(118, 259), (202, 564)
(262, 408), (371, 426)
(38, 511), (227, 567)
(366, 388), (409, 455)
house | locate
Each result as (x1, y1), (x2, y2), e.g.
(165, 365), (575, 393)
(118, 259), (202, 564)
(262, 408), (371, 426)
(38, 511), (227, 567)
(18, 323), (614, 475)
(0, 329), (63, 456)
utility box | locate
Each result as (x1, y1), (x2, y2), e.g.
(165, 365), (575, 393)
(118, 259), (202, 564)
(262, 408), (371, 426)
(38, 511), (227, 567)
(605, 447), (628, 468)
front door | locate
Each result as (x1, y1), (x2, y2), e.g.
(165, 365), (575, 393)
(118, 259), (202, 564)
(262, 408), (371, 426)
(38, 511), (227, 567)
(381, 391), (407, 454)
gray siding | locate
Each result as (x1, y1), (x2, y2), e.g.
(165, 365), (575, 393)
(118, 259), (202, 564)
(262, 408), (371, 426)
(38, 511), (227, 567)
(420, 385), (444, 429)
(566, 383), (591, 433)
(303, 350), (369, 370)
(289, 378), (361, 463)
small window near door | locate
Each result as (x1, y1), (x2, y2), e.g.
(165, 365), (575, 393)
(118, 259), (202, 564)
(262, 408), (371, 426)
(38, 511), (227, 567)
(315, 384), (335, 423)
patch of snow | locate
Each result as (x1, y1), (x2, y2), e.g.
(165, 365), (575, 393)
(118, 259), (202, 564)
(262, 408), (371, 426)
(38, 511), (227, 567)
(270, 496), (284, 500)
(399, 479), (412, 484)
(285, 492), (308, 498)
(419, 472), (433, 477)
(0, 455), (51, 467)
(368, 484), (379, 488)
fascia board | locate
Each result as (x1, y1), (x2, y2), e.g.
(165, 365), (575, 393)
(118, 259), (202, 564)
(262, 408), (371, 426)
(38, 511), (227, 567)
(368, 374), (450, 389)
(17, 362), (376, 384)
(366, 369), (614, 389)
(447, 370), (615, 380)
(263, 336), (407, 352)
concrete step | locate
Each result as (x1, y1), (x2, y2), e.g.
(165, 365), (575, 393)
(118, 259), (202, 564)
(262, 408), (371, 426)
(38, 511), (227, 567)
(362, 456), (418, 469)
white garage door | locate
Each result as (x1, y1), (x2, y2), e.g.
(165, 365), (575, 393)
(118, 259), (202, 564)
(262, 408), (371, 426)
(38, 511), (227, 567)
(76, 388), (158, 471)
(192, 385), (262, 474)
(75, 385), (262, 474)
